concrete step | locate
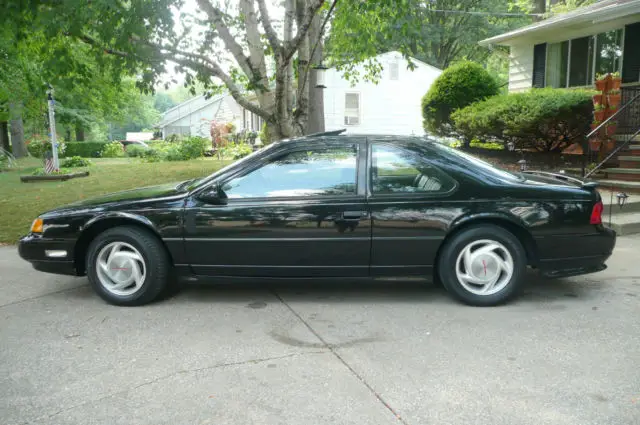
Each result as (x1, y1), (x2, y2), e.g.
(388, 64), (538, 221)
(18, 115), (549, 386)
(628, 145), (640, 155)
(596, 179), (640, 193)
(604, 168), (640, 181)
(606, 211), (640, 236)
(613, 134), (640, 142)
(600, 190), (640, 213)
(618, 156), (640, 168)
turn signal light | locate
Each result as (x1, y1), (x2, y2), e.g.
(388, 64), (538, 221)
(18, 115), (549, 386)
(31, 218), (43, 233)
(590, 201), (603, 225)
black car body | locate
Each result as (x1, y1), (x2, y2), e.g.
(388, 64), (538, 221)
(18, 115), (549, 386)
(19, 134), (616, 306)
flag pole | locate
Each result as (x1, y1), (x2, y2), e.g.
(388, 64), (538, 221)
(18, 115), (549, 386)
(46, 84), (59, 171)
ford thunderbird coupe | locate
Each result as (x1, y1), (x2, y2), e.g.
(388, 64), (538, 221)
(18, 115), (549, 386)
(19, 132), (616, 306)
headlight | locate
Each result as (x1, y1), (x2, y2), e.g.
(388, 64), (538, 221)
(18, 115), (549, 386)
(31, 218), (43, 233)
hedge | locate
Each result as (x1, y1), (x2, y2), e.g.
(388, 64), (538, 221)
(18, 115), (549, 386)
(422, 61), (499, 136)
(63, 141), (109, 158)
(451, 88), (593, 152)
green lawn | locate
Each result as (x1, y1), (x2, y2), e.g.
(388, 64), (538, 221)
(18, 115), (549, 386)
(0, 157), (231, 244)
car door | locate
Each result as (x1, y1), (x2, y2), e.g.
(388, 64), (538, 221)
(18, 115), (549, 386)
(367, 140), (458, 276)
(183, 139), (371, 277)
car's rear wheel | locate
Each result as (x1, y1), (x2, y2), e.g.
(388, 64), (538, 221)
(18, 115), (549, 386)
(438, 224), (526, 306)
(86, 226), (170, 306)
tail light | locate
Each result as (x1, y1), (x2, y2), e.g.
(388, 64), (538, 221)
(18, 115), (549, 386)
(590, 201), (603, 225)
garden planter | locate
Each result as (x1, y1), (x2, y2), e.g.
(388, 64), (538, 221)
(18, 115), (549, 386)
(592, 94), (603, 105)
(595, 79), (607, 91)
(20, 171), (89, 183)
(611, 78), (621, 90)
(588, 139), (601, 152)
(594, 110), (605, 121)
(608, 94), (621, 108)
(606, 124), (618, 136)
(590, 123), (602, 132)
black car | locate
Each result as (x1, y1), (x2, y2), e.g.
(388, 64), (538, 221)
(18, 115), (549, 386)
(19, 133), (616, 306)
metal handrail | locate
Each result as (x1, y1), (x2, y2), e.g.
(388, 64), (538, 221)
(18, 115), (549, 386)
(584, 126), (640, 178)
(586, 90), (640, 139)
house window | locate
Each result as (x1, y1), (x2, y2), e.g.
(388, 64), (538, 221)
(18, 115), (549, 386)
(543, 29), (623, 88)
(389, 61), (399, 80)
(344, 93), (360, 126)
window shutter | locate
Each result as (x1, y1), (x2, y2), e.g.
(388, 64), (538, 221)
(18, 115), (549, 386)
(622, 23), (640, 84)
(532, 43), (547, 88)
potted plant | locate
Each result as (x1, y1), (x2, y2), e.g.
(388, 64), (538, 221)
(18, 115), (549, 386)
(595, 73), (608, 91)
(611, 71), (621, 90)
(606, 121), (618, 136)
(604, 138), (616, 152)
(592, 93), (604, 105)
(589, 138), (602, 152)
(593, 103), (605, 121)
(608, 89), (621, 108)
(590, 120), (602, 132)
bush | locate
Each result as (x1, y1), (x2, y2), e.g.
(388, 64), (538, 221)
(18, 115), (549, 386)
(179, 136), (209, 159)
(101, 141), (125, 158)
(61, 156), (93, 168)
(422, 61), (499, 136)
(221, 143), (253, 160)
(63, 141), (109, 158)
(126, 144), (149, 157)
(469, 139), (504, 151)
(26, 136), (67, 158)
(451, 88), (593, 152)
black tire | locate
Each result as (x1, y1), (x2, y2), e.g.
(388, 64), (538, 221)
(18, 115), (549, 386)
(86, 226), (170, 306)
(438, 224), (526, 306)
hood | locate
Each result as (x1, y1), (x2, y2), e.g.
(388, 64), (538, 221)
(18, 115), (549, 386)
(48, 182), (188, 213)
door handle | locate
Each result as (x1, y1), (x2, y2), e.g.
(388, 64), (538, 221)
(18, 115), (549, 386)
(340, 211), (367, 220)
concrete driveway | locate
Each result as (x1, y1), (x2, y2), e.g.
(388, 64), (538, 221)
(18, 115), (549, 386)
(1, 237), (639, 425)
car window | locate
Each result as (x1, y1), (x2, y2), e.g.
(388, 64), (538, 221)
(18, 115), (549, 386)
(371, 144), (455, 195)
(222, 145), (358, 199)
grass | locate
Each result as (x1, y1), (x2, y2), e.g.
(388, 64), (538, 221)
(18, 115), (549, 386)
(0, 157), (231, 244)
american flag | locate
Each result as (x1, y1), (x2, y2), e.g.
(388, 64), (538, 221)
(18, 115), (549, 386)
(44, 151), (56, 174)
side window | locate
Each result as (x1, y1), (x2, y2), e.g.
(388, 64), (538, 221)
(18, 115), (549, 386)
(371, 144), (455, 195)
(344, 93), (360, 126)
(222, 146), (358, 199)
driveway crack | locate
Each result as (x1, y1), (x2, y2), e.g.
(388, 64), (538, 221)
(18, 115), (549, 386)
(20, 350), (327, 425)
(271, 290), (409, 425)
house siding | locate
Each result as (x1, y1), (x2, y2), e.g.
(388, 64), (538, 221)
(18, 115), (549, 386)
(509, 43), (534, 92)
(323, 52), (442, 135)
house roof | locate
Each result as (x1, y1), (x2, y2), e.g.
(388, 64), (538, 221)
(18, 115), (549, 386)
(156, 94), (226, 128)
(479, 0), (640, 46)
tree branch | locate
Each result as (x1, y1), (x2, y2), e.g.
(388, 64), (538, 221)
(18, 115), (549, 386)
(284, 0), (325, 62)
(256, 0), (280, 53)
(240, 0), (269, 94)
(195, 0), (255, 79)
(76, 34), (130, 58)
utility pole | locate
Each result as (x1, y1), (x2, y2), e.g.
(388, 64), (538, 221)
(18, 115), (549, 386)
(46, 85), (60, 171)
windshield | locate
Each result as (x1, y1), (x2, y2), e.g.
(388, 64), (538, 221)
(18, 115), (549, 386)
(429, 141), (522, 182)
(185, 143), (279, 191)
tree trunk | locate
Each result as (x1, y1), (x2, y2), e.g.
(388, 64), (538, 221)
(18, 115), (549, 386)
(533, 0), (546, 20)
(0, 121), (9, 152)
(75, 123), (85, 141)
(307, 12), (325, 134)
(9, 102), (28, 158)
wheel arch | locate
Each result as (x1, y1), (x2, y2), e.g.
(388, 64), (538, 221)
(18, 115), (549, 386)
(437, 214), (539, 268)
(74, 213), (173, 275)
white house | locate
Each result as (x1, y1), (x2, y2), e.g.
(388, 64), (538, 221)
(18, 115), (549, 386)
(323, 51), (442, 135)
(158, 51), (441, 138)
(479, 0), (640, 94)
(157, 94), (265, 139)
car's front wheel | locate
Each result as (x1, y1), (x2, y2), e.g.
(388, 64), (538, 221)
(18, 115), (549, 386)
(86, 226), (170, 306)
(438, 224), (526, 306)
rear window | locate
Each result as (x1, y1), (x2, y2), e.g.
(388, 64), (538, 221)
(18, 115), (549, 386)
(429, 142), (522, 182)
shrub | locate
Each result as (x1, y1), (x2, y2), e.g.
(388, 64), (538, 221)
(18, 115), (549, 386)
(63, 141), (109, 158)
(31, 167), (73, 176)
(101, 141), (125, 158)
(61, 156), (93, 168)
(141, 148), (163, 162)
(26, 136), (67, 158)
(126, 144), (149, 157)
(221, 142), (253, 159)
(179, 136), (209, 159)
(422, 61), (499, 136)
(259, 122), (272, 145)
(451, 88), (593, 152)
(469, 139), (504, 151)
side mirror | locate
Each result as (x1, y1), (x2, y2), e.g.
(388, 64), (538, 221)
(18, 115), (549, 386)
(197, 185), (228, 205)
